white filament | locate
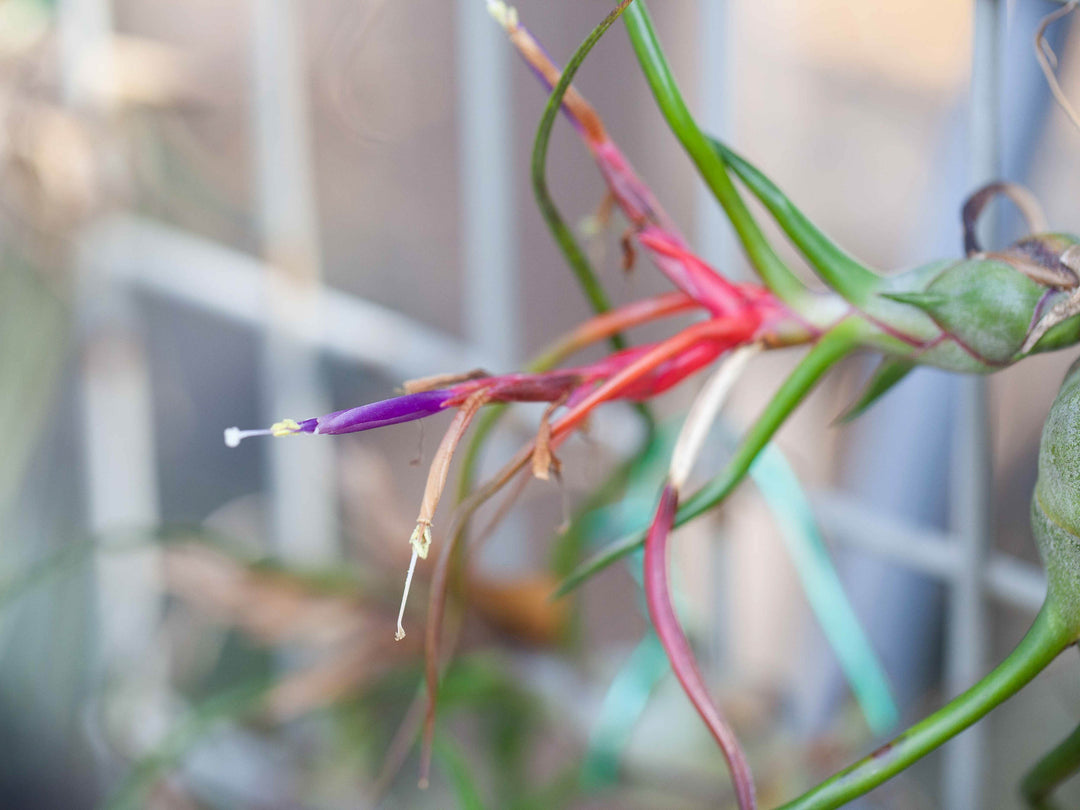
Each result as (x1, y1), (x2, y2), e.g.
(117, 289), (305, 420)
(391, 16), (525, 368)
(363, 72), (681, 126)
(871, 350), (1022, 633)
(395, 548), (420, 641)
(669, 345), (759, 491)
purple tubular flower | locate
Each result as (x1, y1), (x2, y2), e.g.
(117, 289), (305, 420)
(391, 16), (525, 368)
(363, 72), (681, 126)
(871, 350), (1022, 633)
(312, 389), (454, 435)
(224, 389), (454, 448)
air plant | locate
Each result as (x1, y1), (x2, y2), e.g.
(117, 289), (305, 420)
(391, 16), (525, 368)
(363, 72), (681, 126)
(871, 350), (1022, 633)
(223, 1), (1080, 807)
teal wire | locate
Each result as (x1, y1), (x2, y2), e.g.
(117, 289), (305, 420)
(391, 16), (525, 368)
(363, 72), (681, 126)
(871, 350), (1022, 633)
(749, 442), (899, 735)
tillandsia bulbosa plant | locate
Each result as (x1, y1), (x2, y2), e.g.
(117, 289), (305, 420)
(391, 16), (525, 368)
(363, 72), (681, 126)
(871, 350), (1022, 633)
(223, 1), (1080, 807)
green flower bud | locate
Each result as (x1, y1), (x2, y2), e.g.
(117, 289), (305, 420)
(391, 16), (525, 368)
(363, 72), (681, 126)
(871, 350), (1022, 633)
(885, 258), (1045, 364)
(881, 234), (1080, 371)
(1032, 359), (1080, 637)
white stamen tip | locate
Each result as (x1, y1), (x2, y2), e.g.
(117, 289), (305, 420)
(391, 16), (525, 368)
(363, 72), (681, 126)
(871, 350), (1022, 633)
(223, 426), (276, 448)
(486, 0), (518, 30)
(409, 522), (433, 560)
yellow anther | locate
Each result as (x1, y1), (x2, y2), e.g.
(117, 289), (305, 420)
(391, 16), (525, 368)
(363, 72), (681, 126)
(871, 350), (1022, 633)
(270, 418), (302, 437)
(409, 522), (433, 560)
(398, 523), (433, 640)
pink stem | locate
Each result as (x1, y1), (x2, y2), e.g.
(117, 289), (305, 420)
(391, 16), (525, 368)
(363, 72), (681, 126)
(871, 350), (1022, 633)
(644, 484), (757, 810)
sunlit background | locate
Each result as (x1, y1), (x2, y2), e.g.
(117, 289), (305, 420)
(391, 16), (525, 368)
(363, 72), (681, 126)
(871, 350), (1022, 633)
(6, 0), (1080, 807)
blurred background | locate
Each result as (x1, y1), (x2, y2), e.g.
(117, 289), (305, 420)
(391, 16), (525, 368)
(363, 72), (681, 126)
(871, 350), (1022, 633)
(6, 0), (1080, 807)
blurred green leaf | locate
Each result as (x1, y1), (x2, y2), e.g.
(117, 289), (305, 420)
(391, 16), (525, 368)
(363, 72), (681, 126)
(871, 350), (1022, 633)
(440, 655), (540, 802)
(0, 258), (66, 523)
(101, 676), (274, 810)
(0, 524), (377, 613)
(433, 737), (488, 810)
(551, 427), (671, 580)
(508, 767), (580, 810)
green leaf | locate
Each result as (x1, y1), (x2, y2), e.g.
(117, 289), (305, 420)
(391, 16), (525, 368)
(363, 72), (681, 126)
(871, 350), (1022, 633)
(835, 357), (915, 424)
(879, 290), (949, 310)
(530, 1), (633, 341)
(622, 1), (808, 305)
(708, 137), (881, 304)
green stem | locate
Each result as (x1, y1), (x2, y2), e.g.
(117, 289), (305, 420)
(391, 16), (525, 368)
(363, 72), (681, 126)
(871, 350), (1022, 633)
(779, 605), (1074, 810)
(707, 137), (881, 304)
(1021, 719), (1080, 809)
(528, 0), (656, 442)
(549, 430), (660, 578)
(555, 319), (862, 595)
(675, 320), (860, 523)
(622, 2), (807, 306)
(532, 0), (634, 347)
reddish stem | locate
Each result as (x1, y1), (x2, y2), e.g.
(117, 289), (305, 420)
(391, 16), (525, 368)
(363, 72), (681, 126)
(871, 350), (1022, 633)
(552, 317), (754, 438)
(644, 484), (757, 810)
(419, 442), (537, 786)
(536, 291), (701, 365)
